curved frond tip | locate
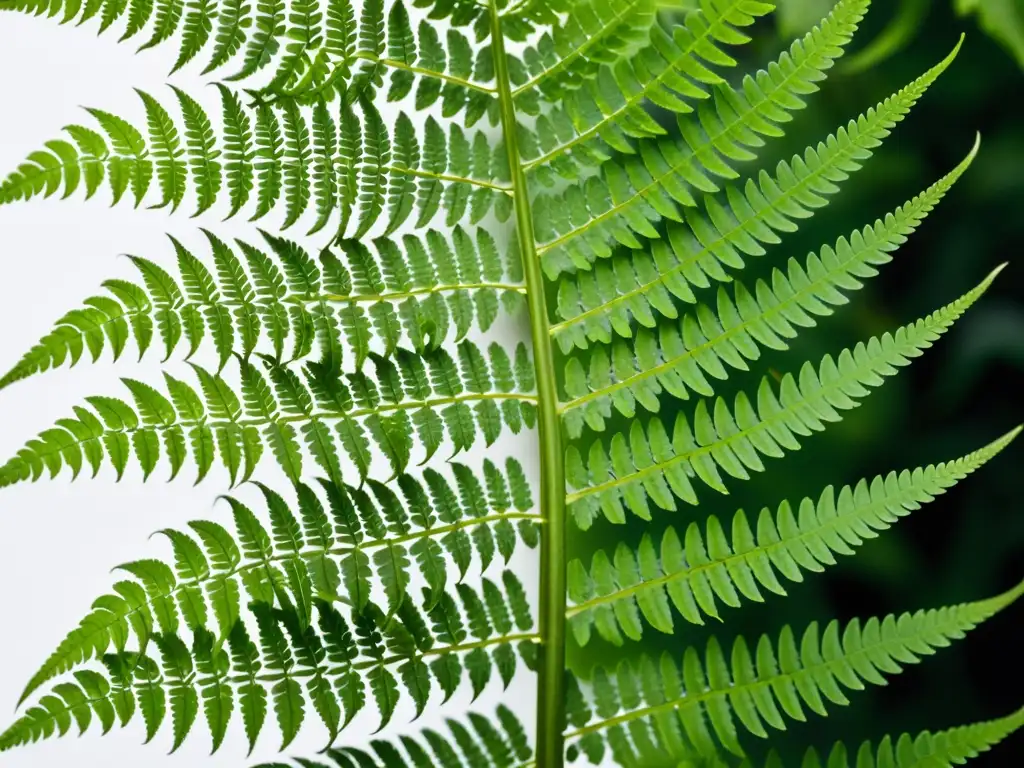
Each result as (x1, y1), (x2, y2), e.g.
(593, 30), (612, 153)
(775, 705), (1024, 768)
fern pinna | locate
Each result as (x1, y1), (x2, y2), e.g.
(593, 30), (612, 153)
(0, 0), (1020, 765)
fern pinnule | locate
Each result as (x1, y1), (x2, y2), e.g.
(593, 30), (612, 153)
(567, 426), (1021, 645)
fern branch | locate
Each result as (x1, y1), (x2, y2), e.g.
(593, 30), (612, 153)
(547, 34), (961, 292)
(565, 267), (1003, 527)
(565, 584), (1024, 760)
(19, 459), (538, 706)
(0, 88), (512, 235)
(491, 1), (569, 766)
(535, 0), (880, 276)
(520, 0), (799, 175)
(566, 427), (1019, 645)
(0, 228), (526, 390)
(771, 706), (1024, 768)
(0, 346), (538, 489)
(3, 592), (537, 751)
(559, 138), (980, 433)
(0, 0), (498, 104)
(7, 467), (539, 750)
(354, 52), (497, 95)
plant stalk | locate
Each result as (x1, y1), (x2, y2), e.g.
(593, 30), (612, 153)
(489, 2), (567, 766)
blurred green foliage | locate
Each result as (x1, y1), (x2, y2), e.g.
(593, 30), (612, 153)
(569, 2), (1024, 764)
(777, 0), (1024, 68)
(956, 0), (1024, 67)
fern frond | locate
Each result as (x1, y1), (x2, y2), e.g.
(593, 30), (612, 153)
(567, 427), (1019, 645)
(781, 707), (1024, 768)
(559, 138), (980, 429)
(0, 345), (537, 488)
(254, 704), (532, 767)
(0, 227), (525, 390)
(564, 585), (1024, 763)
(0, 87), (511, 232)
(565, 267), (1002, 527)
(0, 2), (1018, 766)
(535, 0), (888, 278)
(520, 0), (813, 183)
(4, 471), (538, 751)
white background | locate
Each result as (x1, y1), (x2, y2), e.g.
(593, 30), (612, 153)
(0, 14), (541, 768)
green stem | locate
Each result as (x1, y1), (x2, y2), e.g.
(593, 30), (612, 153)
(354, 53), (497, 94)
(385, 164), (513, 192)
(490, 3), (567, 767)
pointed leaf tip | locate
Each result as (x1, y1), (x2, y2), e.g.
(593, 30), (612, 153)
(937, 33), (967, 70)
(982, 261), (1009, 288)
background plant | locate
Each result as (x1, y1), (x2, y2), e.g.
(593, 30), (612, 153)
(775, 0), (1024, 72)
(2, 1), (1024, 768)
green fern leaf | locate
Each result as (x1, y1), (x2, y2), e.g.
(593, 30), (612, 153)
(559, 138), (980, 431)
(568, 428), (1019, 645)
(203, 0), (248, 72)
(566, 585), (1024, 762)
(546, 36), (962, 288)
(172, 86), (222, 215)
(136, 88), (186, 210)
(521, 0), (780, 181)
(0, 228), (525, 390)
(566, 267), (1003, 527)
(2, 469), (538, 751)
(16, 461), (535, 703)
(535, 0), (883, 277)
(171, 0), (214, 73)
(792, 706), (1024, 768)
(0, 87), (510, 232)
(0, 3), (1020, 767)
